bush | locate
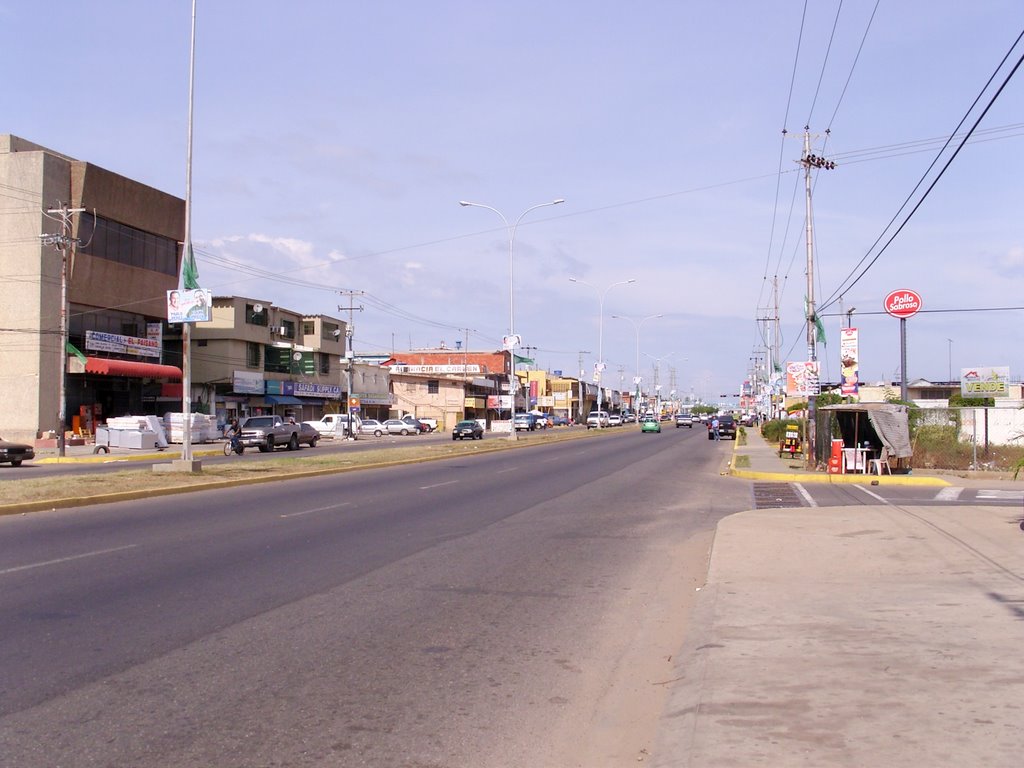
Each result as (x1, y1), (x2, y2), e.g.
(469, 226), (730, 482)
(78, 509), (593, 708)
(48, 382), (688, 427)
(761, 418), (803, 444)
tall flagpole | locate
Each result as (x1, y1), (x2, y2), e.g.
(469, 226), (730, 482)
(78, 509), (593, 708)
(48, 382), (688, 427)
(182, 0), (196, 465)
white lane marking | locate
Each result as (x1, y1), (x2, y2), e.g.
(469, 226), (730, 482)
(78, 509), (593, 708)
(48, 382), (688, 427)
(496, 467), (519, 475)
(793, 483), (818, 507)
(0, 544), (138, 576)
(280, 502), (351, 519)
(420, 480), (458, 490)
(935, 487), (964, 501)
(977, 489), (1024, 500)
(854, 484), (890, 504)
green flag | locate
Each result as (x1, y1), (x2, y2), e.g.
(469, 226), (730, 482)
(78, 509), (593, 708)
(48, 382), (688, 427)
(814, 313), (827, 345)
(182, 241), (200, 290)
(514, 354), (534, 364)
(66, 341), (87, 364)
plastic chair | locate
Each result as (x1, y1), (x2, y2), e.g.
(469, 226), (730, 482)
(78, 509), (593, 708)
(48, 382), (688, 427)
(868, 447), (891, 475)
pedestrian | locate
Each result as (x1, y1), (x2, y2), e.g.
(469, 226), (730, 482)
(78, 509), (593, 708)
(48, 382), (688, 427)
(711, 415), (721, 441)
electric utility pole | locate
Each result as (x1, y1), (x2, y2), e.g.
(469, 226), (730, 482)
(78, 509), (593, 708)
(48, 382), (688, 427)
(42, 202), (85, 457)
(338, 290), (364, 439)
(577, 350), (590, 423)
(801, 127), (836, 466)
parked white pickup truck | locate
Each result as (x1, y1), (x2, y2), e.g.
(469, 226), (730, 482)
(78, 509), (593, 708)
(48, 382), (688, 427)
(303, 413), (361, 438)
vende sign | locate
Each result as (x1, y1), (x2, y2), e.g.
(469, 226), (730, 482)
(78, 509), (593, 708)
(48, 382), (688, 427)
(884, 289), (922, 318)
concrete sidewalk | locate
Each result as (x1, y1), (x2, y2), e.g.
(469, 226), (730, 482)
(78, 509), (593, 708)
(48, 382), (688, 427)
(651, 429), (1024, 766)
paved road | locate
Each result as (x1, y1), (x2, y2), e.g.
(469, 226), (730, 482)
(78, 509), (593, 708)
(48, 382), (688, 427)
(0, 425), (747, 767)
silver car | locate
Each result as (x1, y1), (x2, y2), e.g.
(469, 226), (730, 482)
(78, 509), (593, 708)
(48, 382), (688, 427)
(358, 419), (386, 437)
(382, 419), (419, 436)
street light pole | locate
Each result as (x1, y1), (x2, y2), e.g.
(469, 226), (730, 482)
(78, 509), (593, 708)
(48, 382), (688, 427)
(611, 313), (661, 415)
(460, 198), (564, 440)
(569, 277), (636, 427)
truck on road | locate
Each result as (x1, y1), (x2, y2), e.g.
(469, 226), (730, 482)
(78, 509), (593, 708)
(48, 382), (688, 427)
(303, 413), (361, 439)
(239, 415), (319, 452)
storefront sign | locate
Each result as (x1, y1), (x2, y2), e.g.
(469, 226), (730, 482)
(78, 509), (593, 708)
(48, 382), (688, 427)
(294, 381), (342, 399)
(355, 394), (394, 406)
(85, 330), (160, 358)
(390, 364), (482, 374)
(786, 361), (820, 397)
(961, 366), (1010, 398)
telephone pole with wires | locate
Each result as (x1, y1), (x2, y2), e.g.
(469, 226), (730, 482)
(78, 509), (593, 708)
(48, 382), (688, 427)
(41, 202), (85, 457)
(801, 127), (836, 466)
(338, 290), (364, 439)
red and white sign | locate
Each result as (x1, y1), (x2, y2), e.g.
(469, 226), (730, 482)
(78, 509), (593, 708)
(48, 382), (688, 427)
(884, 289), (922, 318)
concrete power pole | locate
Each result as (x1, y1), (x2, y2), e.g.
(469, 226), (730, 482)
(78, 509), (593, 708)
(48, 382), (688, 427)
(801, 127), (836, 466)
(41, 203), (85, 457)
(338, 291), (364, 440)
(577, 350), (590, 423)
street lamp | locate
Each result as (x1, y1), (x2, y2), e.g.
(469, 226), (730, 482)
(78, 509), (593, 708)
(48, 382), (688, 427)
(611, 313), (662, 415)
(569, 277), (636, 426)
(643, 351), (676, 415)
(460, 198), (564, 440)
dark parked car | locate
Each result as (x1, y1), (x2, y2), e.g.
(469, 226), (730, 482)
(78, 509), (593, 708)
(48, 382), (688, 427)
(452, 420), (484, 440)
(708, 414), (738, 440)
(0, 436), (35, 467)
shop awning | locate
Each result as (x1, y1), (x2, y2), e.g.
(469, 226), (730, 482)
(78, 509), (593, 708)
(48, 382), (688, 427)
(80, 357), (183, 380)
(264, 395), (303, 406)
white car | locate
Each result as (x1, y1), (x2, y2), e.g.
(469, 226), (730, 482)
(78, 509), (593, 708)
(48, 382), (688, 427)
(358, 419), (386, 437)
(586, 411), (610, 429)
(608, 414), (623, 426)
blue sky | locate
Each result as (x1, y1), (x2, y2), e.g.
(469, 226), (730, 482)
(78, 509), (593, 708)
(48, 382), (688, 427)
(5, 1), (1023, 402)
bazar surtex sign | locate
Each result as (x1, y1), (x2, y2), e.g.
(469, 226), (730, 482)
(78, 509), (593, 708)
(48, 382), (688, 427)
(884, 289), (922, 318)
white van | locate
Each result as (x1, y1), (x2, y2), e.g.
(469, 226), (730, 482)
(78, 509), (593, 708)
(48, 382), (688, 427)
(586, 410), (610, 429)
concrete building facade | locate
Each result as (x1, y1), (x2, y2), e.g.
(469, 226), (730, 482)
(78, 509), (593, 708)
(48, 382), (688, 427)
(1, 135), (185, 443)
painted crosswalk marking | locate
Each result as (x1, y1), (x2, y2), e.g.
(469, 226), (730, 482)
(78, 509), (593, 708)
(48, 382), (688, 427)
(934, 487), (964, 501)
(976, 489), (1024, 501)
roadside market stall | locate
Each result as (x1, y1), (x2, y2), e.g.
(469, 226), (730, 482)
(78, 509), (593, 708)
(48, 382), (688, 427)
(818, 403), (913, 473)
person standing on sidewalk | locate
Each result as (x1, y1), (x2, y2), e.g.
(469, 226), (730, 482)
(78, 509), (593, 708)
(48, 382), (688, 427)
(711, 415), (721, 440)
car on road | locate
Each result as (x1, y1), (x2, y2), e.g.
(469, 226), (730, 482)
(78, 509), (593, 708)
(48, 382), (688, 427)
(383, 419), (419, 436)
(239, 416), (319, 452)
(586, 410), (610, 429)
(452, 420), (484, 440)
(608, 413), (623, 427)
(640, 415), (661, 433)
(551, 414), (569, 426)
(358, 419), (386, 437)
(708, 414), (738, 440)
(0, 436), (35, 467)
(675, 412), (693, 428)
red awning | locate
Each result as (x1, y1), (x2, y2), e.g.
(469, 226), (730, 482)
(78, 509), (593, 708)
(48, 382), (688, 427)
(83, 357), (183, 380)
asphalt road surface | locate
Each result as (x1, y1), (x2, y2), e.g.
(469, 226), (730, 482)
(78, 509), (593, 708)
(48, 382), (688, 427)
(0, 426), (751, 767)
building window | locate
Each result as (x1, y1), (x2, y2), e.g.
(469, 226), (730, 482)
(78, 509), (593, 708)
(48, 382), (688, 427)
(246, 342), (261, 368)
(280, 319), (295, 339)
(246, 304), (268, 327)
(77, 213), (178, 276)
(319, 353), (330, 375)
(303, 321), (315, 336)
(323, 322), (340, 341)
(427, 379), (439, 394)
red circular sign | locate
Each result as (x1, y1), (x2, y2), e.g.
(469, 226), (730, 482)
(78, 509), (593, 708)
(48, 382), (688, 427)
(884, 289), (922, 318)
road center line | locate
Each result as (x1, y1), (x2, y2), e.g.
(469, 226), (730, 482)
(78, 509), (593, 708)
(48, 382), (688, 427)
(0, 544), (138, 576)
(280, 502), (351, 518)
(420, 480), (458, 490)
(496, 467), (519, 474)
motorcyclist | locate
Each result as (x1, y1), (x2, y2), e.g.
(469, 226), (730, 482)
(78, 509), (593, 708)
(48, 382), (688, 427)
(226, 418), (242, 453)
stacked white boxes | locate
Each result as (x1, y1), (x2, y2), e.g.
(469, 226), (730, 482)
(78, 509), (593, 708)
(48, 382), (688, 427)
(163, 412), (217, 444)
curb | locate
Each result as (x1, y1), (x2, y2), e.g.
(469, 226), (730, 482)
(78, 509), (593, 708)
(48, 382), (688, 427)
(728, 467), (950, 486)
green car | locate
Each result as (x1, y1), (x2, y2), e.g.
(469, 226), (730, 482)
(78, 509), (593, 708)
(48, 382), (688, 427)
(640, 417), (661, 433)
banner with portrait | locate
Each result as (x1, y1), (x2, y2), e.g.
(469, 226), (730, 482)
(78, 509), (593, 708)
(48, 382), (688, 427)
(167, 288), (212, 324)
(840, 328), (860, 397)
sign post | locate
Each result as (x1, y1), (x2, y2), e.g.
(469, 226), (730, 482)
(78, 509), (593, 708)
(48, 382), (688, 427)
(884, 289), (922, 402)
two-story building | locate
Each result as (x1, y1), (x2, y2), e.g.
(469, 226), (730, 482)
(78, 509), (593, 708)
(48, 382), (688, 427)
(0, 134), (185, 443)
(183, 296), (348, 426)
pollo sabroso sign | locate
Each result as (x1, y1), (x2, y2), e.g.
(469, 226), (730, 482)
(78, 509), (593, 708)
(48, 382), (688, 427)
(884, 289), (922, 319)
